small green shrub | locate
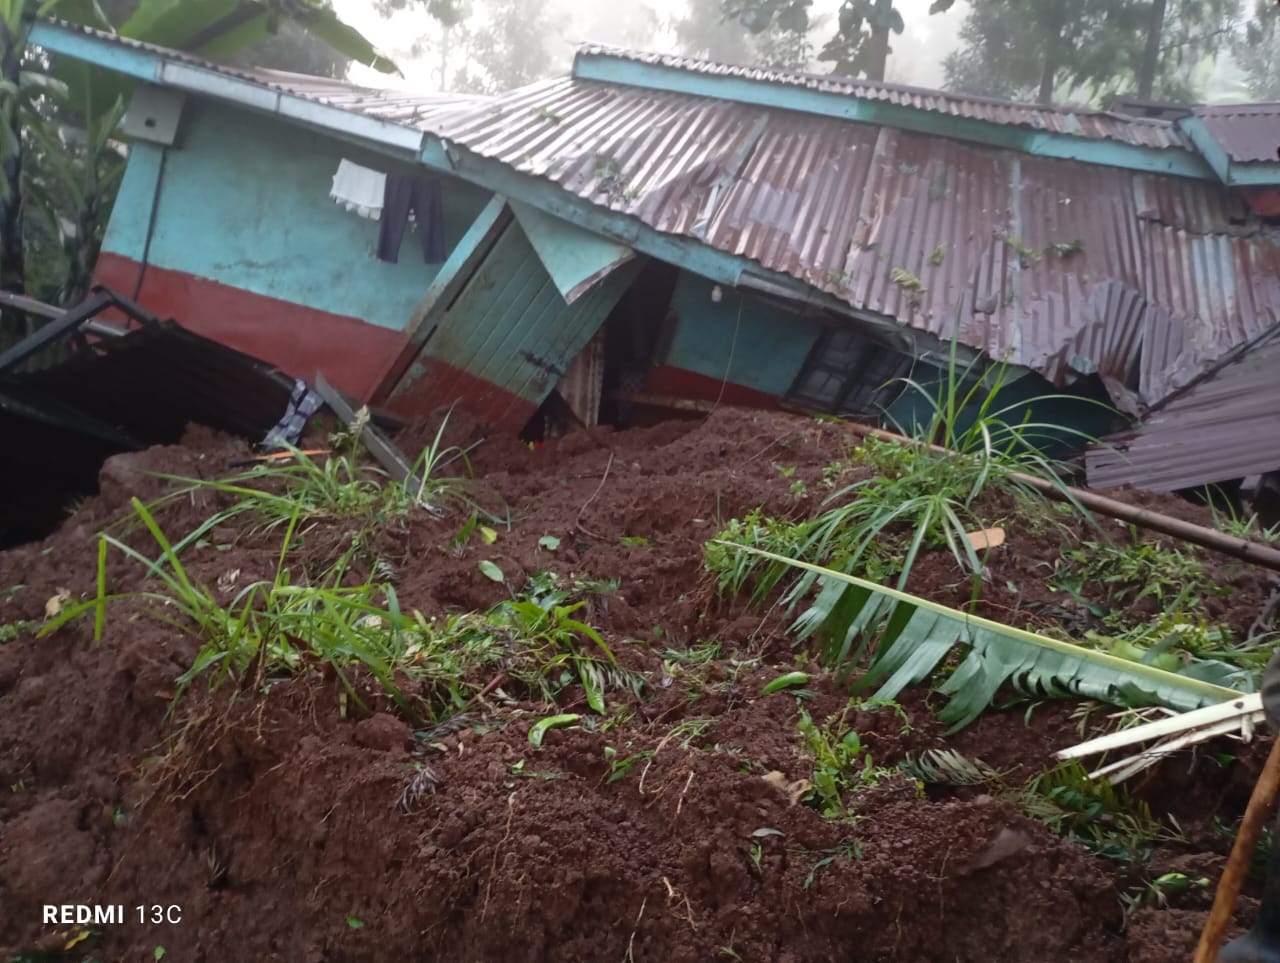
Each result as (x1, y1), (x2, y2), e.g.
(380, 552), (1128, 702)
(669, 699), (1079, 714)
(708, 347), (1100, 610)
(146, 413), (500, 554)
(1050, 538), (1219, 615)
(797, 706), (902, 818)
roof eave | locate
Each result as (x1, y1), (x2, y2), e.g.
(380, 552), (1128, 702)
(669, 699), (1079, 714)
(572, 50), (1217, 181)
(1177, 115), (1280, 187)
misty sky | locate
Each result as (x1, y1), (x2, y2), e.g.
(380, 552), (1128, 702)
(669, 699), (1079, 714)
(332, 0), (971, 90)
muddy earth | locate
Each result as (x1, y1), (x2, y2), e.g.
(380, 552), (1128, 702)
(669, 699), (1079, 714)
(0, 408), (1275, 962)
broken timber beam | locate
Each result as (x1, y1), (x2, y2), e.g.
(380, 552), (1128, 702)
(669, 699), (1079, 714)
(313, 372), (425, 497)
(840, 420), (1280, 573)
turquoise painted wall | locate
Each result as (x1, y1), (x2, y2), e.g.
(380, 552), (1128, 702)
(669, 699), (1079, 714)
(103, 100), (491, 331)
(419, 219), (643, 408)
(663, 272), (824, 395)
(884, 362), (1117, 458)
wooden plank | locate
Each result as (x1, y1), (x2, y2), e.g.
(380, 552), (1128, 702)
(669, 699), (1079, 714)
(313, 371), (426, 502)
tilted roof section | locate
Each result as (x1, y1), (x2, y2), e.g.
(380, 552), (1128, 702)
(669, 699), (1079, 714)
(29, 19), (485, 148)
(427, 75), (1280, 407)
(1190, 104), (1280, 164)
(1086, 332), (1280, 491)
(1177, 104), (1280, 186)
(573, 45), (1194, 155)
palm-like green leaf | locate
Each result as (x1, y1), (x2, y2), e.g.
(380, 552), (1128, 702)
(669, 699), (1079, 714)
(720, 541), (1244, 732)
(291, 5), (398, 74)
(119, 0), (398, 73)
(38, 0), (111, 28)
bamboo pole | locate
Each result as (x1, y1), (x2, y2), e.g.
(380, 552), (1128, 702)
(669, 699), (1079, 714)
(1193, 738), (1280, 963)
(839, 421), (1280, 573)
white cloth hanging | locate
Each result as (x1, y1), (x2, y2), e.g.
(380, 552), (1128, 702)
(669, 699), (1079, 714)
(330, 159), (387, 220)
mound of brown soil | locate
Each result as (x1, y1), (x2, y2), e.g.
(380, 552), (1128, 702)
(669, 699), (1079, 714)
(0, 408), (1274, 961)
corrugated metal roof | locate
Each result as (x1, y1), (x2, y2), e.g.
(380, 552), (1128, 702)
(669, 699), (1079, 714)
(430, 77), (1280, 407)
(1085, 332), (1280, 490)
(38, 20), (1189, 152)
(5, 321), (296, 442)
(574, 45), (1193, 152)
(230, 65), (489, 126)
(1190, 104), (1280, 164)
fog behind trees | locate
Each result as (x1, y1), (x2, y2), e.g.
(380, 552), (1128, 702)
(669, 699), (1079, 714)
(328, 0), (1275, 105)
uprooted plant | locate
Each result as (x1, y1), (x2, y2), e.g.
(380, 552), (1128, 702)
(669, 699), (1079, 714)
(904, 750), (1184, 865)
(42, 498), (637, 725)
(714, 544), (1246, 731)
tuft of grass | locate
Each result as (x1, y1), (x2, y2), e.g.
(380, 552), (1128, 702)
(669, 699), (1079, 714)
(1050, 538), (1218, 615)
(143, 413), (501, 556)
(1016, 760), (1184, 862)
(1211, 502), (1280, 542)
(707, 348), (1100, 602)
(0, 619), (35, 644)
(490, 575), (641, 713)
(42, 500), (635, 724)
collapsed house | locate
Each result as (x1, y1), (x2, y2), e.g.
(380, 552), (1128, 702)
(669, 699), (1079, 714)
(20, 21), (1280, 492)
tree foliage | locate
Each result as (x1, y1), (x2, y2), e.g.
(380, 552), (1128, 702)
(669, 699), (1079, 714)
(1234, 0), (1280, 99)
(448, 0), (563, 93)
(720, 0), (942, 79)
(676, 0), (811, 69)
(943, 0), (1239, 105)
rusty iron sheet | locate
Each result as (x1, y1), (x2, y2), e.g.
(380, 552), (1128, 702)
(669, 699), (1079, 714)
(1191, 105), (1280, 164)
(574, 46), (1192, 152)
(430, 77), (1280, 407)
(1086, 333), (1280, 491)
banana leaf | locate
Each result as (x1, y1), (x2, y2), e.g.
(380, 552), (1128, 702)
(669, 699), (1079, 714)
(720, 541), (1244, 732)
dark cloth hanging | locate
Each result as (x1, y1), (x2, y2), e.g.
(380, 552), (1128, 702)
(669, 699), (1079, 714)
(377, 173), (445, 264)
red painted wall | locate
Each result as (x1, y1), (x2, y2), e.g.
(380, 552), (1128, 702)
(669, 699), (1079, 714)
(95, 253), (408, 401)
(383, 357), (537, 429)
(94, 253), (534, 426)
(645, 364), (782, 409)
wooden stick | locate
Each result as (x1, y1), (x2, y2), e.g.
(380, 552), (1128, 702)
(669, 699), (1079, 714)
(1194, 738), (1280, 963)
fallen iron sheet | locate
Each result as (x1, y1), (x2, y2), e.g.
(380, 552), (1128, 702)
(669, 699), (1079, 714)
(0, 285), (158, 373)
(3, 321), (296, 443)
(1086, 333), (1280, 492)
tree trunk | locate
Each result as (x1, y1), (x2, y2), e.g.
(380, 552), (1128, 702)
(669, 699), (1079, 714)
(1137, 0), (1168, 100)
(60, 203), (97, 307)
(439, 24), (451, 91)
(1037, 2), (1066, 104)
(865, 27), (890, 81)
